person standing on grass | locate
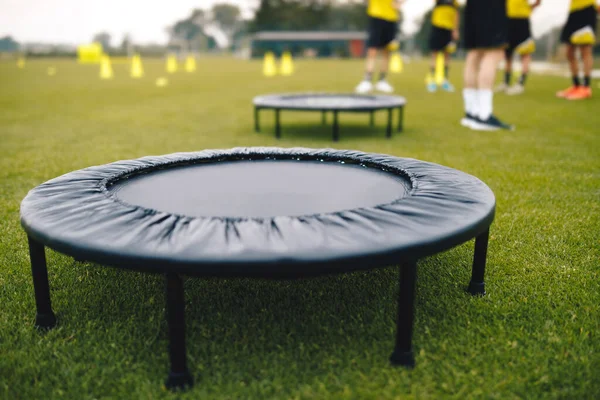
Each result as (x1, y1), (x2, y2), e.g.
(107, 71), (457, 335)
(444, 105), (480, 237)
(461, 0), (514, 131)
(496, 0), (542, 96)
(355, 0), (405, 94)
(426, 0), (461, 93)
(556, 0), (598, 100)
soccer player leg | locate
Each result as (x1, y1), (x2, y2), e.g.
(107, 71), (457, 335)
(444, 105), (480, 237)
(375, 19), (397, 93)
(565, 6), (596, 100)
(462, 50), (482, 128)
(496, 47), (512, 93)
(507, 19), (535, 95)
(356, 17), (381, 94)
(558, 6), (595, 98)
(464, 0), (513, 131)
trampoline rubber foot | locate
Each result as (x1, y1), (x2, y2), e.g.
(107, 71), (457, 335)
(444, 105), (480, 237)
(389, 350), (415, 368)
(35, 312), (57, 330)
(467, 281), (486, 296)
(165, 371), (194, 391)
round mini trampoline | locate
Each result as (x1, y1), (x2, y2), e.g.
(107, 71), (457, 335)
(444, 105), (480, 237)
(253, 93), (406, 141)
(21, 147), (495, 391)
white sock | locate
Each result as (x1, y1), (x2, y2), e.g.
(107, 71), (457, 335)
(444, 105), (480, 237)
(478, 89), (493, 120)
(463, 88), (478, 116)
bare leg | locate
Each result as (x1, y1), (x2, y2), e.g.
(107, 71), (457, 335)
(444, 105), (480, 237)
(357, 48), (378, 92)
(477, 49), (504, 90)
(520, 53), (531, 76)
(567, 45), (578, 78)
(475, 49), (505, 120)
(464, 50), (483, 89)
(581, 45), (593, 82)
(505, 56), (513, 78)
(379, 48), (390, 76)
(430, 52), (438, 73)
(463, 50), (483, 116)
(365, 48), (378, 76)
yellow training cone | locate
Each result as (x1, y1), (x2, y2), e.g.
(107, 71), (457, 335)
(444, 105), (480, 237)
(184, 55), (196, 72)
(17, 56), (25, 68)
(47, 67), (57, 76)
(166, 54), (178, 73)
(263, 52), (277, 77)
(434, 52), (445, 85)
(130, 54), (144, 78)
(389, 52), (403, 73)
(280, 51), (294, 76)
(156, 77), (168, 87)
(100, 55), (114, 79)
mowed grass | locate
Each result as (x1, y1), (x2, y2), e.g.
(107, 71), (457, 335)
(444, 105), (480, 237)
(0, 56), (599, 400)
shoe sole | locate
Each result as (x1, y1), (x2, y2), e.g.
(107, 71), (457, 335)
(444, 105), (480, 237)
(566, 96), (592, 100)
(469, 121), (500, 131)
(470, 121), (515, 131)
(460, 118), (474, 128)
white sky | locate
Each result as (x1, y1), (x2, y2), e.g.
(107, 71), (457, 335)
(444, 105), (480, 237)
(0, 0), (574, 46)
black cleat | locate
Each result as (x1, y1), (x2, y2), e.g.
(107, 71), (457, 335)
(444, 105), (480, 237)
(470, 115), (515, 131)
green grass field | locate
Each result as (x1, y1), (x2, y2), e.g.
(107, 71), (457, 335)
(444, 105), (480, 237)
(1, 56), (599, 399)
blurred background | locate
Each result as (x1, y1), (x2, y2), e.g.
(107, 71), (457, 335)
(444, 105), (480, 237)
(1, 0), (598, 62)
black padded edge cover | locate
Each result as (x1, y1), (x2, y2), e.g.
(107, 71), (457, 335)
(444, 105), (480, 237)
(253, 93), (406, 111)
(20, 147), (495, 277)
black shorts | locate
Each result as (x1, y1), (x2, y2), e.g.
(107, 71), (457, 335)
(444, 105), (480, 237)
(506, 18), (532, 56)
(429, 26), (453, 52)
(367, 17), (398, 49)
(464, 0), (508, 50)
(560, 6), (598, 44)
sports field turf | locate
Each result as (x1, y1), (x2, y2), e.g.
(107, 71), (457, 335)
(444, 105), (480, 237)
(0, 57), (598, 399)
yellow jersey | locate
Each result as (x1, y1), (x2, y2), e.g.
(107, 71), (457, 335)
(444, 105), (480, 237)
(507, 0), (532, 18)
(367, 0), (399, 22)
(432, 0), (459, 30)
(570, 0), (596, 12)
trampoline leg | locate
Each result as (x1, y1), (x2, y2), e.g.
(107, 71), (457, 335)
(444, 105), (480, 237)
(275, 109), (281, 139)
(28, 236), (56, 330)
(321, 110), (326, 125)
(390, 260), (417, 368)
(386, 109), (393, 138)
(165, 273), (194, 391)
(468, 228), (489, 296)
(254, 107), (260, 133)
(370, 111), (375, 127)
(332, 111), (339, 142)
(398, 107), (404, 132)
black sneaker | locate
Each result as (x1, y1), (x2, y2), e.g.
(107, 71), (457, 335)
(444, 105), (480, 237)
(460, 113), (477, 128)
(470, 115), (514, 131)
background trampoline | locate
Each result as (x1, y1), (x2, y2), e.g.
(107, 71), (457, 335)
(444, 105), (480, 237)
(20, 147), (495, 390)
(253, 93), (406, 141)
